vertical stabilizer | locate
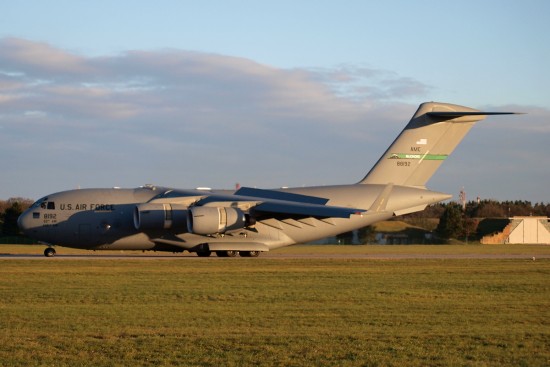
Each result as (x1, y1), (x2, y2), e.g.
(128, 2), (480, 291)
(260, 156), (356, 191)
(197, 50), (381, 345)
(359, 102), (515, 187)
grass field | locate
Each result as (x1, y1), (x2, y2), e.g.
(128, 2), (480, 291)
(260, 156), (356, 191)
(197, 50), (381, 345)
(1, 246), (549, 366)
(3, 243), (550, 257)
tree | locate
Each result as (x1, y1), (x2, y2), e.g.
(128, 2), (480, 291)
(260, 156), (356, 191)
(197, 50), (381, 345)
(461, 217), (479, 242)
(357, 225), (376, 244)
(436, 203), (464, 239)
(473, 200), (506, 218)
(534, 202), (550, 217)
(1, 202), (24, 236)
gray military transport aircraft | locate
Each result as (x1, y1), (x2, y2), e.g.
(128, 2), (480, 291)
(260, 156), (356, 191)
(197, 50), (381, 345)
(18, 102), (517, 257)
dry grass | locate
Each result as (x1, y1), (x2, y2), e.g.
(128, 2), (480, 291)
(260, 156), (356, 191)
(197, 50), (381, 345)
(0, 251), (549, 366)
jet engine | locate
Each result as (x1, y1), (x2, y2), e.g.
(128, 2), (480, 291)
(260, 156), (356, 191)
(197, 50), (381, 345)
(187, 206), (246, 235)
(134, 203), (188, 230)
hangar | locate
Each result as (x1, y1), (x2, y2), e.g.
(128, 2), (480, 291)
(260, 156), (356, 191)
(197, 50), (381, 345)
(482, 217), (550, 244)
(507, 217), (550, 244)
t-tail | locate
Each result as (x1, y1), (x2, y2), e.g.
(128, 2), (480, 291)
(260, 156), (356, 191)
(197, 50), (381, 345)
(359, 102), (518, 188)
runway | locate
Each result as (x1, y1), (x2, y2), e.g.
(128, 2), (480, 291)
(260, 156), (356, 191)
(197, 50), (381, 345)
(1, 251), (549, 260)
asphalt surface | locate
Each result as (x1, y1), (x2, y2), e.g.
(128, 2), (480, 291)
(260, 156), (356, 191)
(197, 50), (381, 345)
(1, 252), (548, 260)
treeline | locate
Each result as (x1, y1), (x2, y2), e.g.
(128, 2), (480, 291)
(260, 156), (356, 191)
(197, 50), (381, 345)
(406, 200), (550, 220)
(0, 198), (33, 236)
(405, 199), (550, 242)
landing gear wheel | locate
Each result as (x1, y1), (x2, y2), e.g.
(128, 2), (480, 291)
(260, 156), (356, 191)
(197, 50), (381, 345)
(240, 251), (260, 257)
(196, 250), (212, 257)
(216, 251), (239, 257)
(44, 248), (56, 257)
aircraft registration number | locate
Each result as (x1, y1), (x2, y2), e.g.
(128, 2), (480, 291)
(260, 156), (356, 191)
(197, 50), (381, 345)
(43, 213), (57, 225)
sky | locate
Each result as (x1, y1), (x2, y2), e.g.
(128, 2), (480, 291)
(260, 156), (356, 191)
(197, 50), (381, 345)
(1, 0), (549, 203)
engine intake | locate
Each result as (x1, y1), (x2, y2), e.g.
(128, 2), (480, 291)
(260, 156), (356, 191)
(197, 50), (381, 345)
(134, 203), (188, 230)
(187, 206), (246, 235)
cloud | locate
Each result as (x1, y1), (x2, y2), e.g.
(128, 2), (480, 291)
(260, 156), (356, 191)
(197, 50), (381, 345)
(0, 37), (548, 202)
(0, 38), (426, 144)
(307, 65), (431, 101)
(0, 38), (93, 77)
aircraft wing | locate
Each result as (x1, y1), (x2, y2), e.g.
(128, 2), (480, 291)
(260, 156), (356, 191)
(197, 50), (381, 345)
(193, 187), (365, 219)
(251, 200), (364, 218)
(234, 187), (329, 205)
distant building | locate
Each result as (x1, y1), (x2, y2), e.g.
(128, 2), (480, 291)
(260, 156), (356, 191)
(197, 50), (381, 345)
(507, 217), (550, 244)
(481, 217), (550, 244)
(375, 233), (409, 245)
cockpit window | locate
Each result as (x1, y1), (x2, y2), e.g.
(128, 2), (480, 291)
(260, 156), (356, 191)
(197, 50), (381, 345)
(35, 198), (55, 210)
(32, 197), (48, 209)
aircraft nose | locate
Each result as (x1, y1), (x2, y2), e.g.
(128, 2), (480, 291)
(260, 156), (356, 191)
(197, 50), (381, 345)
(17, 210), (32, 234)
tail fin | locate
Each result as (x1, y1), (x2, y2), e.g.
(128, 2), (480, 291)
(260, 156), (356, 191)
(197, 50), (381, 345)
(359, 102), (517, 187)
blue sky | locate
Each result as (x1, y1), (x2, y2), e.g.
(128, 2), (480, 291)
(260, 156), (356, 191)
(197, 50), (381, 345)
(1, 0), (549, 203)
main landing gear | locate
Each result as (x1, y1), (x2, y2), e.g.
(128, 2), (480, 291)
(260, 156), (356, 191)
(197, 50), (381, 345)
(195, 250), (261, 258)
(196, 250), (212, 257)
(216, 250), (238, 257)
(240, 251), (260, 257)
(44, 247), (56, 257)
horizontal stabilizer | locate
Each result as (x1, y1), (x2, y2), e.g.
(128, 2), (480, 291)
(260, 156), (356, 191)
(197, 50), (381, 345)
(427, 111), (521, 119)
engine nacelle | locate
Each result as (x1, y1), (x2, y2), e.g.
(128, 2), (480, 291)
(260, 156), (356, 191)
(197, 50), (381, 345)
(134, 203), (188, 230)
(187, 206), (246, 235)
